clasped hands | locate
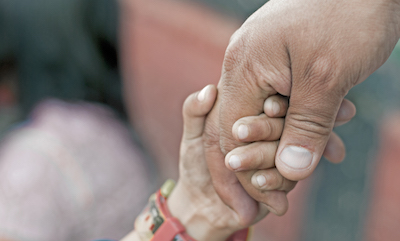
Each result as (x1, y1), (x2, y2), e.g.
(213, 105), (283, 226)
(202, 0), (400, 230)
(167, 84), (353, 241)
(167, 0), (400, 239)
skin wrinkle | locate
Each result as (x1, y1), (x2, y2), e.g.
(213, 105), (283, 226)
(289, 70), (345, 114)
(254, 61), (291, 97)
(260, 114), (273, 139)
(224, 55), (268, 100)
(180, 141), (208, 186)
(203, 116), (221, 150)
(226, 21), (291, 97)
(301, 57), (337, 90)
(264, 172), (279, 190)
(257, 147), (265, 169)
(289, 92), (337, 118)
(221, 60), (258, 99)
(240, 141), (277, 170)
(176, 185), (237, 236)
(286, 112), (333, 138)
(223, 31), (248, 73)
(250, 32), (292, 95)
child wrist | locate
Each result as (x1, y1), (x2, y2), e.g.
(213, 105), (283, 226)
(135, 179), (251, 241)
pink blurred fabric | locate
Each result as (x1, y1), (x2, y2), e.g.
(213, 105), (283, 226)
(365, 113), (400, 240)
(0, 99), (152, 241)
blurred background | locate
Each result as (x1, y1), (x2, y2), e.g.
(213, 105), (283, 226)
(0, 0), (399, 240)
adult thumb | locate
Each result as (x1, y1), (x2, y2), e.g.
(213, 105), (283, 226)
(275, 70), (348, 181)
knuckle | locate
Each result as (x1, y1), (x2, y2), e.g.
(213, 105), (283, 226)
(303, 57), (335, 84)
(256, 148), (265, 168)
(287, 111), (333, 138)
(301, 56), (350, 97)
(257, 64), (292, 96)
(224, 32), (292, 97)
(261, 117), (273, 138)
(224, 34), (247, 72)
(264, 173), (281, 190)
(227, 23), (292, 96)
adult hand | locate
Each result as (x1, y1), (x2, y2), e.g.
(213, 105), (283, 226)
(204, 0), (400, 225)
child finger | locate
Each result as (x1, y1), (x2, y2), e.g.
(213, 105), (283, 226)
(334, 98), (356, 127)
(182, 85), (217, 140)
(232, 114), (284, 142)
(235, 169), (291, 216)
(264, 95), (289, 118)
(225, 141), (279, 171)
(251, 168), (297, 192)
(262, 190), (289, 216)
(322, 131), (345, 164)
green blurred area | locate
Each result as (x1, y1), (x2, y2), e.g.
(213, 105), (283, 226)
(304, 45), (400, 241)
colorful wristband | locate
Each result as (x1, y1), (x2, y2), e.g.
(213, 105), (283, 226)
(135, 180), (251, 241)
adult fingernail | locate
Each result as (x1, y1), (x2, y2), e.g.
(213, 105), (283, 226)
(279, 146), (313, 169)
(197, 86), (208, 102)
(229, 155), (241, 169)
(266, 99), (280, 116)
(237, 125), (249, 140)
(256, 175), (266, 187)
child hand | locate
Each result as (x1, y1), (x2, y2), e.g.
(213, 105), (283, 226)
(168, 85), (258, 241)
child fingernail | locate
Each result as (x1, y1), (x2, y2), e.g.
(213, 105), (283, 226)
(265, 98), (280, 116)
(197, 85), (208, 101)
(237, 125), (249, 140)
(229, 155), (241, 169)
(256, 175), (267, 187)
